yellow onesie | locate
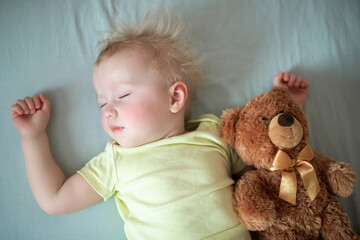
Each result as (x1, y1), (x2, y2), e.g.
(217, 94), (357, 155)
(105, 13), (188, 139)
(78, 114), (251, 240)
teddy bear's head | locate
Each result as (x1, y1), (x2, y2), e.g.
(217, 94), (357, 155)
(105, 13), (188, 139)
(222, 85), (309, 170)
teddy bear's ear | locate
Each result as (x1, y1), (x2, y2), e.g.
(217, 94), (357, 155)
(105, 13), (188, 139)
(221, 106), (243, 148)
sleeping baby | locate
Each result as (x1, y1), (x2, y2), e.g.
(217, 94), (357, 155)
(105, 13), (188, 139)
(10, 11), (309, 240)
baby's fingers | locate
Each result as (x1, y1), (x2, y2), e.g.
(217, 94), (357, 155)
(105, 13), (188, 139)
(32, 95), (42, 110)
(273, 71), (284, 86)
(293, 76), (304, 88)
(39, 93), (50, 112)
(10, 104), (25, 117)
(287, 74), (297, 87)
(300, 79), (309, 89)
(13, 96), (42, 115)
(24, 97), (37, 114)
(15, 99), (30, 114)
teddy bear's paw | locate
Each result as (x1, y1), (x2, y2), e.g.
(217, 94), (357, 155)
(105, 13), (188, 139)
(236, 210), (276, 231)
(233, 172), (277, 230)
(233, 194), (276, 231)
(327, 162), (356, 197)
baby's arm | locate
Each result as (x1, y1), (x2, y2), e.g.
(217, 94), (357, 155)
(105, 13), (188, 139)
(10, 94), (102, 215)
(273, 71), (309, 107)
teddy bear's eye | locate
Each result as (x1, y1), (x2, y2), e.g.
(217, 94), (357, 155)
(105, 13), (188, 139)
(262, 117), (269, 122)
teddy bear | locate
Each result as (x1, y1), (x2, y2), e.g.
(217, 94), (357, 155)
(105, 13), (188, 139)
(221, 85), (359, 240)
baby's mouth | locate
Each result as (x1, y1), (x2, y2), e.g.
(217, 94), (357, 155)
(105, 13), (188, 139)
(110, 125), (124, 132)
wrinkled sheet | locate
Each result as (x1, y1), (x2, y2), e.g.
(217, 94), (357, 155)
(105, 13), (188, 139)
(1, 0), (359, 238)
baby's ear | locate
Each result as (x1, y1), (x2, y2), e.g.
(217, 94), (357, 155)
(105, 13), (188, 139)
(221, 107), (242, 148)
(169, 81), (188, 113)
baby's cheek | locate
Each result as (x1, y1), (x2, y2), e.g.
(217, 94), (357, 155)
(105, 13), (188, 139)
(101, 116), (108, 132)
(121, 103), (140, 118)
(127, 106), (155, 127)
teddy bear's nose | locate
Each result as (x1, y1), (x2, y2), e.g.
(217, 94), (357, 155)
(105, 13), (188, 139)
(278, 113), (294, 127)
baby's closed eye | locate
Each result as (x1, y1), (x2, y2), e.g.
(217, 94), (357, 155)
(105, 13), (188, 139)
(118, 93), (130, 99)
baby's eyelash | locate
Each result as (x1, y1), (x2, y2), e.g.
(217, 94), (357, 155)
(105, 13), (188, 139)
(119, 93), (130, 99)
(99, 93), (130, 108)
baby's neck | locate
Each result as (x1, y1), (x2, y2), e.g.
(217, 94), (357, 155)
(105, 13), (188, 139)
(161, 126), (186, 139)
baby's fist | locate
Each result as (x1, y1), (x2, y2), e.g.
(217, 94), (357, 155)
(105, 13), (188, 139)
(273, 71), (309, 107)
(10, 94), (51, 137)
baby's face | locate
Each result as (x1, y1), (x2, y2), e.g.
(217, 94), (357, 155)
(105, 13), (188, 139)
(93, 48), (175, 148)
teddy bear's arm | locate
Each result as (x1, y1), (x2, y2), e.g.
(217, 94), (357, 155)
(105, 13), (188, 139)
(314, 153), (356, 197)
(233, 170), (276, 231)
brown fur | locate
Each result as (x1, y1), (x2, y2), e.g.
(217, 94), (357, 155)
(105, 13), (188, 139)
(221, 85), (358, 239)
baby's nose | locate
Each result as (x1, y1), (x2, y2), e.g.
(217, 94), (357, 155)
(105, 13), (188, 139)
(103, 106), (118, 118)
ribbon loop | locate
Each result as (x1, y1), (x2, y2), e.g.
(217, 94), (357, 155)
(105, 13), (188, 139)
(271, 144), (320, 205)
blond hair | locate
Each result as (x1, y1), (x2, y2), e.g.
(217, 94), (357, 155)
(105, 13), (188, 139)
(95, 11), (203, 104)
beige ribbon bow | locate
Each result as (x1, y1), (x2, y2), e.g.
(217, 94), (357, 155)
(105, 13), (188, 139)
(270, 144), (320, 205)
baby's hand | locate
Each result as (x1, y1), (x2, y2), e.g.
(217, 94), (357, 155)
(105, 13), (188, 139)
(10, 94), (51, 137)
(273, 71), (309, 107)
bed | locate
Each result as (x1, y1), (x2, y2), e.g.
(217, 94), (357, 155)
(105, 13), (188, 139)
(1, 0), (359, 239)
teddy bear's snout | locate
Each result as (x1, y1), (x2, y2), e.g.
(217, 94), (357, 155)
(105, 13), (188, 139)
(278, 113), (294, 127)
(268, 113), (303, 150)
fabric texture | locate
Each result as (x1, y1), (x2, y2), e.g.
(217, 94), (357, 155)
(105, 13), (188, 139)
(78, 114), (249, 240)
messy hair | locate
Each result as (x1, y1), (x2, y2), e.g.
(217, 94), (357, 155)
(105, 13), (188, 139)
(95, 11), (203, 105)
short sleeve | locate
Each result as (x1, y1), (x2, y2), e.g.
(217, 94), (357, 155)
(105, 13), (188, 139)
(77, 142), (117, 201)
(194, 114), (246, 176)
(229, 147), (245, 175)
